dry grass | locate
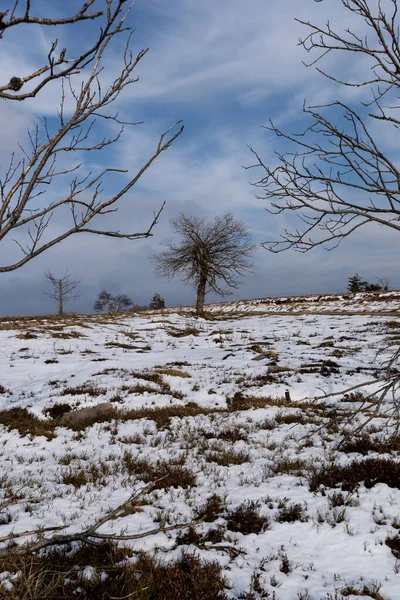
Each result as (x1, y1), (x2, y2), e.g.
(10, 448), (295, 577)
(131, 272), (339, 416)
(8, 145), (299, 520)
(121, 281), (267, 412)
(0, 408), (56, 439)
(339, 433), (400, 455)
(206, 448), (251, 466)
(197, 495), (226, 522)
(156, 368), (191, 378)
(275, 503), (309, 523)
(0, 403), (225, 438)
(309, 457), (400, 492)
(122, 453), (197, 489)
(61, 383), (107, 397)
(167, 327), (201, 338)
(226, 501), (270, 535)
(0, 543), (229, 600)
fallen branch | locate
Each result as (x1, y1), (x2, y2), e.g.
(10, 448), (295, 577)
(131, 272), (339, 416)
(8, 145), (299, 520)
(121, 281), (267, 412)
(0, 478), (198, 556)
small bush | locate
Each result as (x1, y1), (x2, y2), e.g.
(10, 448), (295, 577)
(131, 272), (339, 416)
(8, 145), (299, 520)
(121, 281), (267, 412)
(197, 494), (226, 522)
(0, 407), (55, 439)
(226, 391), (282, 411)
(319, 360), (340, 376)
(219, 427), (248, 442)
(122, 453), (196, 490)
(61, 382), (107, 396)
(44, 403), (72, 419)
(61, 461), (112, 488)
(226, 501), (270, 535)
(207, 448), (250, 466)
(385, 534), (400, 558)
(328, 492), (359, 508)
(176, 525), (225, 547)
(275, 412), (309, 425)
(275, 503), (308, 523)
(310, 457), (400, 492)
(340, 433), (400, 455)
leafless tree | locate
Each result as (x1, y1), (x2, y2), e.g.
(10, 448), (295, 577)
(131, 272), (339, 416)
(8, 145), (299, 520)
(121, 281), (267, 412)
(112, 293), (134, 312)
(94, 289), (114, 313)
(0, 1), (184, 272)
(250, 0), (400, 253)
(250, 0), (400, 435)
(153, 213), (255, 316)
(94, 290), (133, 312)
(43, 270), (80, 316)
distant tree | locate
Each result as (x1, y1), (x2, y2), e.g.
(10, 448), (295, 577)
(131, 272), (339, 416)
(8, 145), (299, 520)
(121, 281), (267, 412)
(94, 290), (114, 313)
(377, 277), (391, 291)
(112, 294), (134, 313)
(153, 213), (255, 316)
(363, 282), (382, 292)
(347, 273), (366, 293)
(347, 273), (391, 293)
(44, 270), (80, 316)
(149, 293), (166, 310)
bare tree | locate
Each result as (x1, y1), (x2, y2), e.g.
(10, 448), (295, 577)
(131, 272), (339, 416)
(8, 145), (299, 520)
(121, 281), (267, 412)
(153, 213), (255, 316)
(249, 0), (400, 435)
(94, 289), (114, 313)
(250, 0), (400, 253)
(43, 270), (80, 316)
(0, 1), (184, 273)
(112, 293), (134, 312)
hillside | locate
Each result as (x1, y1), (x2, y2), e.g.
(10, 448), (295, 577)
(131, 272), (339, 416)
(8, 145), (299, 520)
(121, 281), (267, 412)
(0, 299), (399, 599)
(184, 289), (400, 315)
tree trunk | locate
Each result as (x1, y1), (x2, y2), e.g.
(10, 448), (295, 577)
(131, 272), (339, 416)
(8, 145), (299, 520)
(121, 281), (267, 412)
(196, 275), (207, 316)
(58, 281), (63, 316)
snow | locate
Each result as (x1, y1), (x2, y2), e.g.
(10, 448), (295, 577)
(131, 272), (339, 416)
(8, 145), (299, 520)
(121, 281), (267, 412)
(0, 298), (399, 598)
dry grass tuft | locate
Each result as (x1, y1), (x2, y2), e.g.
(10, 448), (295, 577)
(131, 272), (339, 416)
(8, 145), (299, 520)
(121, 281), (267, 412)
(44, 403), (72, 419)
(197, 494), (226, 522)
(226, 501), (270, 535)
(61, 382), (107, 397)
(275, 503), (309, 523)
(206, 448), (251, 466)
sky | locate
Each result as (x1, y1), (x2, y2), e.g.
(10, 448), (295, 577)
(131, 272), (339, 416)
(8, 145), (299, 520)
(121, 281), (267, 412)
(0, 0), (398, 315)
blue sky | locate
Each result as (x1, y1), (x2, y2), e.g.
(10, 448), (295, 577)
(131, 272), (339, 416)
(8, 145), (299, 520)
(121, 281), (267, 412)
(0, 0), (398, 315)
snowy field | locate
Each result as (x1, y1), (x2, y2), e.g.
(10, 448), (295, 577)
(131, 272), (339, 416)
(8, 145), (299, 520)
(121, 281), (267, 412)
(187, 289), (400, 315)
(0, 301), (399, 599)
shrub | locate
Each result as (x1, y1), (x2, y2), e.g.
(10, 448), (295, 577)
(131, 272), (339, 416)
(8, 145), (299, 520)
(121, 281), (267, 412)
(122, 454), (197, 490)
(197, 494), (226, 522)
(207, 448), (250, 466)
(385, 534), (400, 558)
(0, 407), (55, 439)
(44, 403), (72, 419)
(339, 434), (400, 455)
(275, 503), (308, 523)
(226, 501), (270, 535)
(309, 458), (400, 492)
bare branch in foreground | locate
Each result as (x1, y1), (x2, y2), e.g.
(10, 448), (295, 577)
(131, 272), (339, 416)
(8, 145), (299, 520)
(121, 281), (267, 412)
(0, 478), (199, 556)
(250, 0), (400, 253)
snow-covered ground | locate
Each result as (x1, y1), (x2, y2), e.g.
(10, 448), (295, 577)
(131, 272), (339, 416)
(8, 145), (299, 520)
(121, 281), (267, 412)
(0, 302), (399, 599)
(176, 289), (400, 315)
